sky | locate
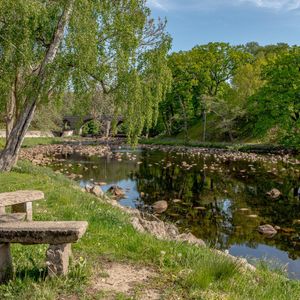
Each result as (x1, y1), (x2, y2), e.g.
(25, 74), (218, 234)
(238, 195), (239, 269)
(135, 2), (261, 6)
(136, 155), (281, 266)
(147, 0), (300, 52)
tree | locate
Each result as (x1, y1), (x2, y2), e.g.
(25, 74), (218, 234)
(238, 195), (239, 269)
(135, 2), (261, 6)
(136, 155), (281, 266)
(190, 43), (250, 141)
(213, 56), (267, 140)
(0, 0), (171, 171)
(250, 48), (300, 145)
(165, 52), (197, 141)
(157, 43), (249, 141)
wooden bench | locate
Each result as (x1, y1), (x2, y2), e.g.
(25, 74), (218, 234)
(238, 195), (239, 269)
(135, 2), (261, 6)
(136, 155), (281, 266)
(0, 190), (44, 221)
(0, 221), (88, 283)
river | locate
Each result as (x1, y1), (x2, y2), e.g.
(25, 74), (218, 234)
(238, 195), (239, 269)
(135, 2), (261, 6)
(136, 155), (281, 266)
(50, 145), (300, 279)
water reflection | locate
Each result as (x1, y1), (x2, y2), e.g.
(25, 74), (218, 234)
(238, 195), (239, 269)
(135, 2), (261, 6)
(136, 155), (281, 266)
(50, 148), (300, 278)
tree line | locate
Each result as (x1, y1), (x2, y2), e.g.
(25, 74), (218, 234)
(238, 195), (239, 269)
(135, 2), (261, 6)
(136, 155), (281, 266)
(153, 42), (300, 146)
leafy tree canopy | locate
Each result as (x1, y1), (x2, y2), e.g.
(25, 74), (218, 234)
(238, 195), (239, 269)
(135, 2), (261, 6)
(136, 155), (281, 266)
(250, 48), (300, 144)
(0, 0), (172, 144)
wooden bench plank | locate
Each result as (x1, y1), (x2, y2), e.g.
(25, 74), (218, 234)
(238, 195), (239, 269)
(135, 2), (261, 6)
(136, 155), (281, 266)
(0, 221), (88, 244)
(0, 190), (44, 207)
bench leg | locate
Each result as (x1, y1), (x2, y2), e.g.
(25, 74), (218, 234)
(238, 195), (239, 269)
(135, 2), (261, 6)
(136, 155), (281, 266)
(0, 243), (13, 283)
(46, 243), (71, 277)
(11, 202), (32, 221)
(0, 206), (5, 214)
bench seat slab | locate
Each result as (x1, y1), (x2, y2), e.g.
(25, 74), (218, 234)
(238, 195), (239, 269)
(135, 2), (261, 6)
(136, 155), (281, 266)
(0, 221), (88, 244)
(0, 190), (44, 207)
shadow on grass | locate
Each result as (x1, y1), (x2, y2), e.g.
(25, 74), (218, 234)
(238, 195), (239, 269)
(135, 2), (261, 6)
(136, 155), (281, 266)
(15, 266), (48, 282)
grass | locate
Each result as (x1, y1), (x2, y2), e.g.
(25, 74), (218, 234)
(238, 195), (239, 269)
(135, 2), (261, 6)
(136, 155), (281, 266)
(0, 137), (64, 149)
(0, 161), (299, 299)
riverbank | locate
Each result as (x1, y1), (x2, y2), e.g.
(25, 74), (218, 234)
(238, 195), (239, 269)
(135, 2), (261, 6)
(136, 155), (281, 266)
(140, 137), (299, 154)
(2, 135), (296, 155)
(1, 159), (300, 299)
(0, 137), (62, 149)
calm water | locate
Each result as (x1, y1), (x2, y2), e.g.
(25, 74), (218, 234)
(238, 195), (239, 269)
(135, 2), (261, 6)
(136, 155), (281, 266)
(51, 147), (300, 279)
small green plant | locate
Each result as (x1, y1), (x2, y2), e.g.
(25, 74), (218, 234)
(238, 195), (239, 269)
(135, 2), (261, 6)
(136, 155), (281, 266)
(82, 120), (101, 136)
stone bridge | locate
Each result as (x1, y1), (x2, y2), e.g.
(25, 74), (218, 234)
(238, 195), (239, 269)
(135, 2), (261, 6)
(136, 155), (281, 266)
(63, 115), (124, 137)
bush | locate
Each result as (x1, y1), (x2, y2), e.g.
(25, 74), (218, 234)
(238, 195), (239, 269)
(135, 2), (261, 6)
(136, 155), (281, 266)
(81, 120), (101, 136)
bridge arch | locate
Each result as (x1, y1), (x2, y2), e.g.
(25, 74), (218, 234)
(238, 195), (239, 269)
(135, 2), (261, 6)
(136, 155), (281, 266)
(62, 115), (124, 137)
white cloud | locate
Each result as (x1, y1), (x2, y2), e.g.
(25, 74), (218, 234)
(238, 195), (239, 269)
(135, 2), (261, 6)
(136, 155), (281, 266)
(147, 0), (300, 11)
(147, 0), (168, 10)
(241, 0), (300, 10)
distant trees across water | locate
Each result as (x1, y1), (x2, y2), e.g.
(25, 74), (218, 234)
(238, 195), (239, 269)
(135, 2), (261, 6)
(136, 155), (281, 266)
(153, 42), (300, 147)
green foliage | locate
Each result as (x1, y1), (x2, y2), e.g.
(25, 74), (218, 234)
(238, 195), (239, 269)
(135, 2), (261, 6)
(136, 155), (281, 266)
(157, 42), (250, 139)
(249, 48), (300, 146)
(152, 42), (300, 146)
(0, 0), (171, 145)
(81, 120), (100, 136)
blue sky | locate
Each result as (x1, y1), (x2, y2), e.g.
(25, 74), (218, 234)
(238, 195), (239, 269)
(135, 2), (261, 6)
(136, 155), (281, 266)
(147, 0), (300, 51)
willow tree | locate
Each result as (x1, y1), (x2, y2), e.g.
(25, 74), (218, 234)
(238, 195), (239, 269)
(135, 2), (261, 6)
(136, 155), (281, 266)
(0, 0), (171, 171)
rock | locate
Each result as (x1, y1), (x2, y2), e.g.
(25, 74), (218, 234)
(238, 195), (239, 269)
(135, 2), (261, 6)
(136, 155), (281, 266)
(172, 199), (181, 203)
(258, 224), (277, 237)
(85, 184), (93, 193)
(61, 130), (74, 137)
(108, 186), (125, 198)
(239, 208), (250, 212)
(131, 217), (146, 233)
(91, 185), (104, 197)
(68, 173), (77, 180)
(194, 206), (206, 211)
(214, 249), (256, 272)
(247, 214), (258, 218)
(130, 216), (206, 248)
(281, 227), (296, 233)
(152, 200), (168, 214)
(266, 188), (281, 199)
(176, 233), (206, 247)
(131, 217), (179, 240)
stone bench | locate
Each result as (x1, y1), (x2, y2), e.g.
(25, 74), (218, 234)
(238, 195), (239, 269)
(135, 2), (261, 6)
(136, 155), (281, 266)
(0, 190), (44, 221)
(0, 221), (88, 283)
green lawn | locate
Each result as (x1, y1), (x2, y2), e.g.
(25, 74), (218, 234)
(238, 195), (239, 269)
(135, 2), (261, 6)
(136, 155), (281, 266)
(0, 161), (299, 299)
(0, 137), (63, 149)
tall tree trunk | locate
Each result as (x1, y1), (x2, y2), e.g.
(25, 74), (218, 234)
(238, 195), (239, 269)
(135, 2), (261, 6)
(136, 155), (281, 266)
(179, 97), (189, 144)
(0, 102), (37, 171)
(5, 83), (17, 140)
(228, 130), (234, 142)
(105, 120), (111, 138)
(202, 108), (207, 142)
(162, 113), (171, 136)
(201, 95), (208, 142)
(0, 0), (74, 172)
